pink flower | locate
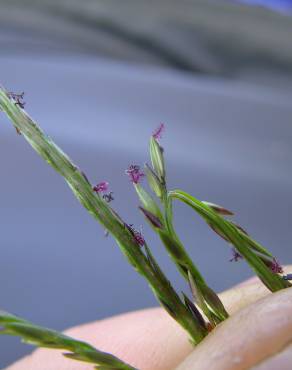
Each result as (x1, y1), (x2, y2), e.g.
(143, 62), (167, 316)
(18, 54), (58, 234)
(152, 123), (165, 140)
(125, 165), (145, 184)
(126, 224), (145, 246)
(270, 258), (283, 274)
(133, 231), (145, 247)
(93, 181), (109, 193)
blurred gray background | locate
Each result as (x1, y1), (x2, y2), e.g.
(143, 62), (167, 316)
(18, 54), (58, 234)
(1, 0), (292, 368)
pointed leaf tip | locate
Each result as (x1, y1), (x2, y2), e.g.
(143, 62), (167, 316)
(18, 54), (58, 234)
(149, 137), (165, 183)
(139, 207), (163, 229)
(202, 201), (234, 216)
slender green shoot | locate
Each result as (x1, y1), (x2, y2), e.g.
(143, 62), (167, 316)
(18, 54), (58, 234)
(0, 86), (207, 344)
(169, 190), (290, 292)
(0, 310), (136, 370)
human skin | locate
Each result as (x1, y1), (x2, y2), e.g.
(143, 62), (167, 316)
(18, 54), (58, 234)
(5, 266), (292, 370)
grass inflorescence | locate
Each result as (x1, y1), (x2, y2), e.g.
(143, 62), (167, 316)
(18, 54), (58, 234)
(0, 86), (290, 369)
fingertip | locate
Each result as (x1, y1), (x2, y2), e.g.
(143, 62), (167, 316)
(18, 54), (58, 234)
(177, 286), (292, 370)
(65, 307), (192, 370)
(219, 264), (292, 315)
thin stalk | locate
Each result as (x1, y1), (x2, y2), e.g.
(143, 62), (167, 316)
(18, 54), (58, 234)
(145, 136), (228, 323)
(161, 185), (205, 284)
(159, 185), (228, 322)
